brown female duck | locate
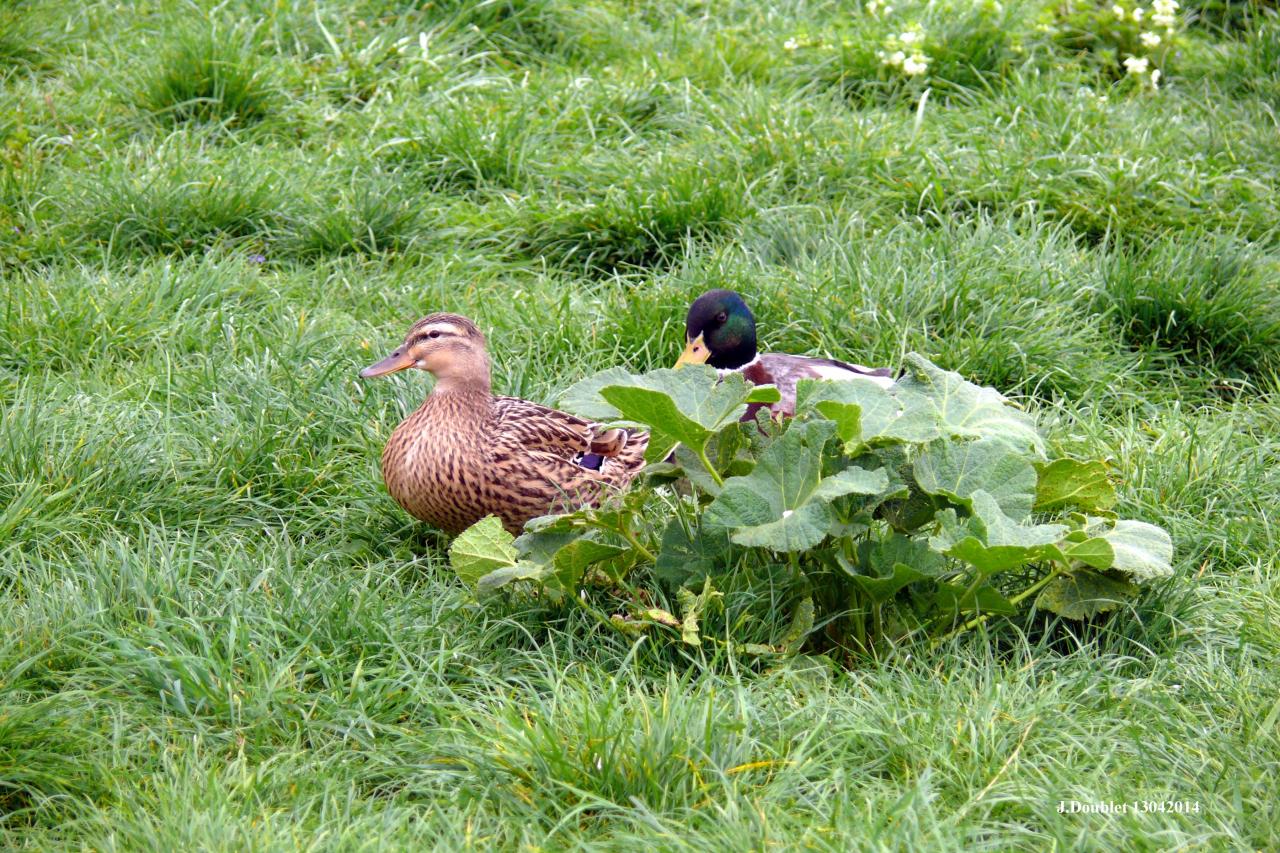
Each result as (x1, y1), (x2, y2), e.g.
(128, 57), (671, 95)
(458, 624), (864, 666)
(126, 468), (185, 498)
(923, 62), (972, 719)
(361, 313), (648, 535)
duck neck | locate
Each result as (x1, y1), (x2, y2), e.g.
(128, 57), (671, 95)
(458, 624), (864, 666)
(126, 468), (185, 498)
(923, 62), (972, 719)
(426, 360), (493, 414)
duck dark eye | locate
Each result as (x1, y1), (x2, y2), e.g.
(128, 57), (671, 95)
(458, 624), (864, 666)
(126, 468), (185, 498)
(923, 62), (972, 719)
(715, 312), (727, 324)
(428, 331), (441, 339)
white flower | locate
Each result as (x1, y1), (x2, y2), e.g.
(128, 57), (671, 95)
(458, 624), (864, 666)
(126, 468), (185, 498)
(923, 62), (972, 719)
(1112, 4), (1126, 16)
(899, 29), (923, 45)
(1151, 68), (1162, 88)
(881, 49), (906, 67)
(1140, 31), (1161, 47)
(1123, 55), (1149, 75)
(902, 52), (930, 75)
(866, 0), (893, 16)
(1131, 5), (1145, 21)
(784, 38), (799, 50)
(1152, 0), (1178, 29)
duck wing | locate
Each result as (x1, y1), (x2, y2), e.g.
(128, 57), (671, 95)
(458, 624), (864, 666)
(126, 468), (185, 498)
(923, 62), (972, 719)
(483, 398), (649, 530)
(490, 396), (630, 458)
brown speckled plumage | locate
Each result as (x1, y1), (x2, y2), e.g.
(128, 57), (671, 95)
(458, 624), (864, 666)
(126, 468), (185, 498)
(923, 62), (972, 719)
(363, 313), (648, 535)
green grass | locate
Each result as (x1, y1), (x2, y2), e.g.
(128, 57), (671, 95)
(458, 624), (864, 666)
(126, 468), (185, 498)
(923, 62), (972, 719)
(3, 0), (1279, 848)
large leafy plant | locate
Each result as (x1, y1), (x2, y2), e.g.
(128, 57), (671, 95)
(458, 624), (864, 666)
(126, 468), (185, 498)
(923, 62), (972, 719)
(448, 356), (1173, 659)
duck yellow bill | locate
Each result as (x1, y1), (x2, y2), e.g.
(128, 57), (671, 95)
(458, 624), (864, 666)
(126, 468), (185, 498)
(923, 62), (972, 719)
(359, 350), (415, 378)
(675, 333), (710, 368)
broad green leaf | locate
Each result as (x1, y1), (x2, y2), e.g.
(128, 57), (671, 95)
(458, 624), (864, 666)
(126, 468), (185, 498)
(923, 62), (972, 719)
(596, 366), (754, 462)
(556, 367), (634, 421)
(476, 561), (551, 596)
(1036, 570), (1139, 619)
(514, 520), (629, 592)
(868, 530), (948, 577)
(706, 421), (889, 551)
(800, 356), (1043, 456)
(746, 385), (782, 404)
(797, 378), (937, 447)
(944, 537), (1037, 575)
(656, 519), (732, 588)
(1034, 459), (1118, 513)
(914, 438), (1038, 521)
(1100, 520), (1174, 581)
(1060, 536), (1114, 570)
(814, 400), (861, 445)
(896, 354), (1045, 456)
(514, 527), (580, 563)
(850, 533), (945, 602)
(934, 582), (1017, 615)
(930, 492), (1067, 576)
(449, 516), (518, 589)
(880, 487), (940, 534)
(970, 492), (1069, 549)
(551, 538), (627, 592)
(853, 562), (928, 602)
(641, 432), (680, 465)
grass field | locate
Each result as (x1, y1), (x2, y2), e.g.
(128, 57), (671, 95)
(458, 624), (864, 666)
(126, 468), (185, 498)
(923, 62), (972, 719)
(3, 0), (1280, 848)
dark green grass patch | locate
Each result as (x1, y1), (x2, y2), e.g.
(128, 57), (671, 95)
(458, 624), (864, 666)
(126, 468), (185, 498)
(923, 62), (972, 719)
(283, 171), (425, 258)
(376, 94), (540, 192)
(422, 0), (607, 61)
(1100, 235), (1280, 379)
(136, 23), (281, 128)
(1208, 18), (1280, 106)
(510, 156), (752, 274)
(0, 1), (82, 75)
(880, 75), (1280, 244)
(0, 692), (118, 825)
(1183, 0), (1277, 32)
(65, 151), (284, 255)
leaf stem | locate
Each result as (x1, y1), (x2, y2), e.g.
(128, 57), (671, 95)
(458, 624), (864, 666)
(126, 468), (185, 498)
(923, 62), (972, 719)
(928, 563), (1067, 650)
(619, 526), (656, 564)
(582, 516), (656, 565)
(697, 445), (725, 488)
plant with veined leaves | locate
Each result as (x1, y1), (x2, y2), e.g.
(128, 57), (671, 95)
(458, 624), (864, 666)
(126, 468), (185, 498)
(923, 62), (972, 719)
(448, 355), (1174, 660)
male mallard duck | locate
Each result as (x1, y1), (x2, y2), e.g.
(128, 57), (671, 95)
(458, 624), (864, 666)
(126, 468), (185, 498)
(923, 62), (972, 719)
(361, 313), (648, 535)
(676, 289), (895, 417)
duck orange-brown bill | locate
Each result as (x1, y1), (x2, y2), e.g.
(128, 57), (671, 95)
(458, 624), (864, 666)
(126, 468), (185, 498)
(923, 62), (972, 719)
(675, 333), (710, 368)
(360, 350), (416, 378)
